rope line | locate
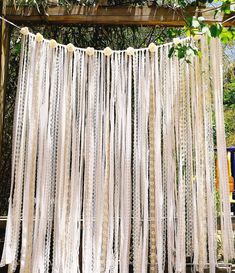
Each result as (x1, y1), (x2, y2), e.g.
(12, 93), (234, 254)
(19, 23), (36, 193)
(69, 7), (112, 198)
(0, 15), (21, 29)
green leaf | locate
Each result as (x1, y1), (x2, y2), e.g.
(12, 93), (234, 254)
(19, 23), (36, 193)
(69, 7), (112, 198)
(185, 17), (193, 27)
(219, 27), (234, 43)
(221, 1), (232, 14)
(178, 46), (187, 59)
(186, 29), (191, 37)
(168, 47), (175, 58)
(210, 24), (222, 37)
(178, 0), (187, 8)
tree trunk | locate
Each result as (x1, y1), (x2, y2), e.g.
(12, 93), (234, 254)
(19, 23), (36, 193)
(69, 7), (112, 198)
(0, 0), (11, 163)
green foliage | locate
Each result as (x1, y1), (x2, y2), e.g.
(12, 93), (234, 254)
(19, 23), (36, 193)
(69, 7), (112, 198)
(166, 0), (235, 61)
(224, 81), (235, 108)
(210, 23), (223, 37)
(220, 27), (235, 43)
(217, 231), (223, 261)
(216, 190), (221, 217)
(168, 40), (200, 63)
(223, 69), (235, 147)
(224, 109), (235, 146)
(220, 0), (234, 14)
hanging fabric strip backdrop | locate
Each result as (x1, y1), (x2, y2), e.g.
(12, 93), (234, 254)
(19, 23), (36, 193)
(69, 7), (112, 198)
(0, 33), (234, 273)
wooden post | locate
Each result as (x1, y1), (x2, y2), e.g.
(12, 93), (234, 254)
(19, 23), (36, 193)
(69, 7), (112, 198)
(0, 0), (11, 163)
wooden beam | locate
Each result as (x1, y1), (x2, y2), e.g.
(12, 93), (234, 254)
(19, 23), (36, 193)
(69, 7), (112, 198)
(5, 5), (235, 27)
(0, 0), (11, 163)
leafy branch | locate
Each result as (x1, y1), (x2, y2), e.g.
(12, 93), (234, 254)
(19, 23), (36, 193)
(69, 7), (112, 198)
(168, 0), (235, 61)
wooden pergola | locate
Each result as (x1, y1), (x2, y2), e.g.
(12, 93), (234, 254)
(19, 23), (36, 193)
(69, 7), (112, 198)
(0, 4), (235, 272)
(0, 1), (235, 161)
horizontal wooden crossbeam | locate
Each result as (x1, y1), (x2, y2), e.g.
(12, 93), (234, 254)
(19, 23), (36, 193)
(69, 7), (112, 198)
(5, 5), (235, 27)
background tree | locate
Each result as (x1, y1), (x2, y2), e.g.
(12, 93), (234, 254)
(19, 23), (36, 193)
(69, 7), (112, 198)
(224, 59), (235, 146)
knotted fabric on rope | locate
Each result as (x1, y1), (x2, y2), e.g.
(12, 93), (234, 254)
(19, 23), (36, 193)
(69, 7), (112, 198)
(0, 31), (234, 273)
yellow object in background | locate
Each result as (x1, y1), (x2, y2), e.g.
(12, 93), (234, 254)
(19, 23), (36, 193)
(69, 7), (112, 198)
(228, 152), (234, 193)
(216, 152), (234, 194)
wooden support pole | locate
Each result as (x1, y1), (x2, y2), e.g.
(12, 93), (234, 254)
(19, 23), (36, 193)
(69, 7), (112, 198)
(0, 0), (11, 163)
